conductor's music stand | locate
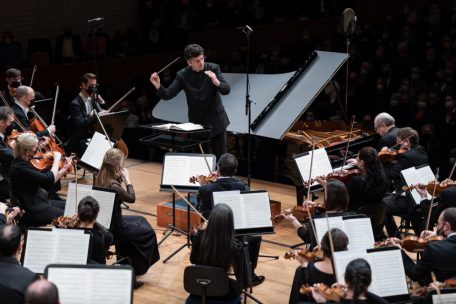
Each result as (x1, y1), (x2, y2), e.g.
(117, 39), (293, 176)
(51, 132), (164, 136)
(159, 152), (216, 263)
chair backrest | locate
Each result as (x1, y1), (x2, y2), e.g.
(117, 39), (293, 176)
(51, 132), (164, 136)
(184, 265), (230, 298)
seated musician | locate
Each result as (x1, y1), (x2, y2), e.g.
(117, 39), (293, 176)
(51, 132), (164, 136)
(0, 202), (21, 227)
(0, 106), (14, 200)
(11, 86), (56, 137)
(0, 224), (39, 304)
(310, 258), (388, 304)
(77, 196), (113, 264)
(65, 73), (106, 157)
(188, 203), (242, 304)
(374, 112), (398, 150)
(415, 184), (456, 230)
(283, 179), (355, 248)
(25, 279), (60, 304)
(347, 147), (389, 241)
(289, 228), (348, 304)
(197, 152), (265, 286)
(2, 68), (23, 106)
(383, 127), (429, 237)
(10, 133), (72, 227)
(389, 207), (456, 285)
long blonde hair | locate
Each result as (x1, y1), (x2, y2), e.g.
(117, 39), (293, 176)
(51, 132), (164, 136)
(95, 148), (125, 187)
(13, 133), (38, 160)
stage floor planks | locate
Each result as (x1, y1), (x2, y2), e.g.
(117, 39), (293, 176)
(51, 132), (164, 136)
(62, 158), (309, 304)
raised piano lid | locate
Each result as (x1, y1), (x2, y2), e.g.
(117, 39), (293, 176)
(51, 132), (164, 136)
(152, 50), (349, 140)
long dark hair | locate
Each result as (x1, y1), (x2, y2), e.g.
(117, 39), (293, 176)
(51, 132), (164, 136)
(358, 147), (389, 198)
(325, 180), (349, 211)
(199, 203), (236, 270)
(345, 258), (372, 303)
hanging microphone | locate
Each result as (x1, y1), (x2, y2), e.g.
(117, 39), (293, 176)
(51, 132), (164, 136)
(88, 17), (104, 23)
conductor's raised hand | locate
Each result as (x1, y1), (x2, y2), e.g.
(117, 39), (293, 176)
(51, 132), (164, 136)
(204, 70), (220, 87)
(149, 72), (160, 90)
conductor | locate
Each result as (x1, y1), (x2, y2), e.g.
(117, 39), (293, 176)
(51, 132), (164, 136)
(150, 44), (230, 158)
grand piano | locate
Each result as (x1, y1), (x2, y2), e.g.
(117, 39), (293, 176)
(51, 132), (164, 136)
(152, 51), (377, 203)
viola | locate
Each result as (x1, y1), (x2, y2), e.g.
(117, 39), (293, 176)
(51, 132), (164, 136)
(189, 172), (219, 185)
(378, 148), (408, 162)
(272, 203), (326, 224)
(401, 234), (445, 252)
(52, 215), (80, 228)
(402, 180), (456, 197)
(284, 247), (324, 262)
(29, 150), (76, 174)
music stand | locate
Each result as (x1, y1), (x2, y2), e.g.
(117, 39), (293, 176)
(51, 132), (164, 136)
(159, 152), (216, 263)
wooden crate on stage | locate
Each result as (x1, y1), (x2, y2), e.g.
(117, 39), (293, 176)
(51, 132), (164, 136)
(157, 201), (201, 231)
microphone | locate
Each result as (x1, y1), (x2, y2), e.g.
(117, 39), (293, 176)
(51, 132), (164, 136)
(88, 17), (104, 23)
(242, 25), (253, 33)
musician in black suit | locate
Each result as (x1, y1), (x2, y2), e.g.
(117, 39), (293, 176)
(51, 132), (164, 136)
(65, 73), (105, 157)
(415, 186), (456, 231)
(391, 207), (456, 285)
(150, 44), (230, 158)
(383, 127), (429, 237)
(374, 112), (398, 150)
(197, 153), (264, 286)
(2, 68), (22, 106)
(25, 279), (60, 304)
(11, 86), (55, 137)
(10, 133), (72, 227)
(0, 224), (39, 304)
(0, 107), (14, 200)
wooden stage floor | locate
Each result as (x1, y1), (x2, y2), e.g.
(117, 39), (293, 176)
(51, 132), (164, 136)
(64, 158), (309, 303)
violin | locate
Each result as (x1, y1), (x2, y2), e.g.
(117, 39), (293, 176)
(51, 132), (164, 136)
(402, 180), (456, 197)
(284, 247), (324, 262)
(29, 150), (76, 174)
(52, 215), (80, 228)
(401, 234), (445, 252)
(272, 203), (326, 224)
(378, 148), (408, 162)
(325, 168), (363, 184)
(300, 283), (347, 301)
(412, 278), (456, 297)
(189, 172), (219, 185)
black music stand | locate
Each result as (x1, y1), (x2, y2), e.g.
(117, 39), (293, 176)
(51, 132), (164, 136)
(159, 152), (216, 263)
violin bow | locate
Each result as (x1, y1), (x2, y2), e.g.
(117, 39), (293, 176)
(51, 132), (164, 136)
(0, 91), (28, 131)
(448, 155), (456, 180)
(424, 168), (439, 231)
(198, 144), (213, 175)
(157, 57), (180, 75)
(170, 185), (207, 223)
(0, 90), (11, 108)
(431, 271), (444, 304)
(325, 213), (339, 283)
(29, 65), (37, 88)
(93, 110), (113, 149)
(305, 137), (318, 244)
(340, 115), (355, 171)
(51, 85), (59, 126)
(106, 87), (135, 113)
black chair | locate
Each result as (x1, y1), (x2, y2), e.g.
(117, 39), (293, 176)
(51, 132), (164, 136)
(184, 265), (233, 304)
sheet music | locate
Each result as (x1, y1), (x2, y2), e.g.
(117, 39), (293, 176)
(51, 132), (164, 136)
(23, 230), (55, 273)
(64, 183), (116, 229)
(154, 122), (203, 131)
(294, 148), (333, 181)
(368, 249), (408, 297)
(401, 165), (434, 204)
(432, 294), (456, 304)
(241, 192), (272, 229)
(344, 218), (375, 251)
(333, 250), (368, 283)
(54, 229), (90, 265)
(47, 267), (132, 304)
(80, 132), (113, 170)
(162, 154), (215, 186)
(314, 216), (345, 244)
(213, 191), (244, 228)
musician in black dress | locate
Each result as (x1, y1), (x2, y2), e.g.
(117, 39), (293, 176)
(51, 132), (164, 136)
(10, 133), (72, 227)
(150, 44), (230, 158)
(289, 228), (349, 304)
(0, 106), (14, 201)
(95, 148), (159, 277)
(347, 147), (389, 241)
(77, 196), (113, 264)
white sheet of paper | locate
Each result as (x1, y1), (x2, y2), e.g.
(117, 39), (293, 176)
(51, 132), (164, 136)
(333, 250), (368, 283)
(53, 229), (90, 265)
(23, 230), (55, 273)
(401, 165), (434, 204)
(314, 216), (345, 244)
(432, 294), (456, 304)
(344, 218), (375, 251)
(64, 183), (93, 216)
(294, 148), (333, 181)
(80, 132), (113, 170)
(213, 191), (244, 228)
(162, 155), (215, 186)
(241, 191), (272, 229)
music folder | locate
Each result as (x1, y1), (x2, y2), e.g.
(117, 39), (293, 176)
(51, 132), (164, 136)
(213, 190), (274, 236)
(160, 152), (216, 192)
(79, 131), (114, 172)
(45, 264), (133, 304)
(400, 164), (435, 204)
(294, 148), (333, 187)
(21, 228), (92, 274)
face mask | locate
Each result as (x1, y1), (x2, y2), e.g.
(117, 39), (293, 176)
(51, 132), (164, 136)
(450, 157), (455, 165)
(11, 80), (21, 88)
(417, 101), (426, 109)
(390, 99), (399, 107)
(86, 86), (97, 95)
(445, 100), (454, 109)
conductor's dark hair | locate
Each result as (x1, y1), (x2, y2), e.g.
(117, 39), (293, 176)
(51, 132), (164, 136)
(0, 224), (22, 257)
(199, 203), (236, 271)
(325, 179), (349, 211)
(184, 44), (204, 60)
(344, 258), (372, 303)
(80, 72), (96, 84)
(217, 153), (238, 177)
(320, 228), (349, 258)
(78, 196), (100, 223)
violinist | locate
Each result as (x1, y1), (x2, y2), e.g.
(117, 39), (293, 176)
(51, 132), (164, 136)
(0, 106), (14, 200)
(389, 207), (456, 285)
(2, 68), (22, 106)
(289, 228), (349, 304)
(197, 153), (265, 286)
(283, 180), (355, 249)
(9, 133), (72, 227)
(11, 86), (56, 137)
(383, 127), (429, 237)
(311, 258), (388, 304)
(346, 147), (389, 241)
(65, 73), (106, 157)
(374, 112), (398, 150)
